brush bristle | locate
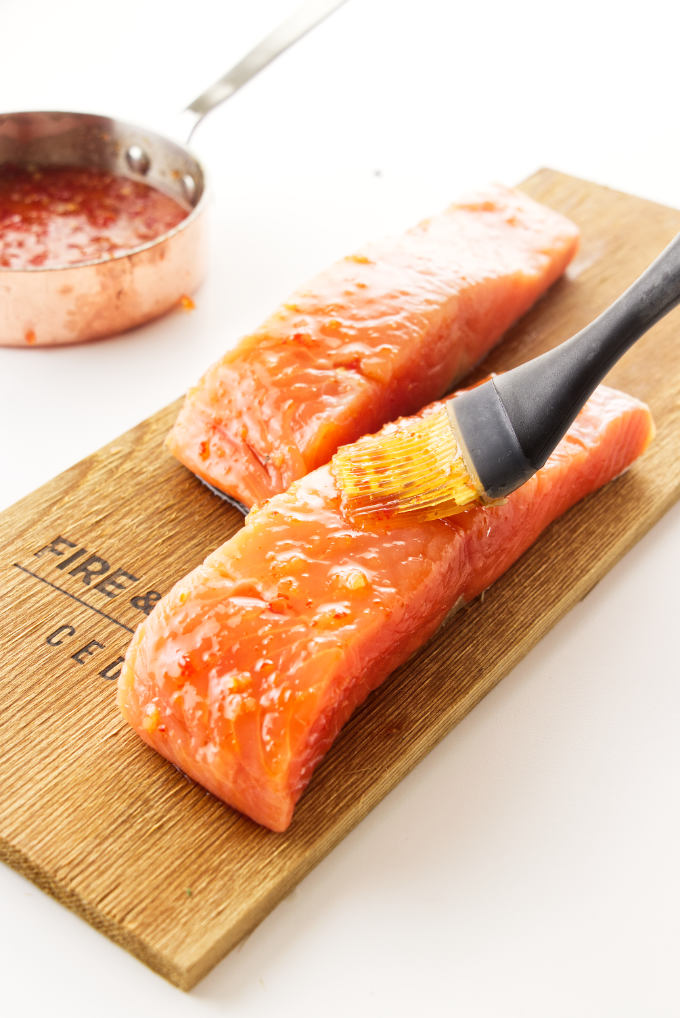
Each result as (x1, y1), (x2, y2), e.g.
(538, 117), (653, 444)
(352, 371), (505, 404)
(331, 405), (481, 524)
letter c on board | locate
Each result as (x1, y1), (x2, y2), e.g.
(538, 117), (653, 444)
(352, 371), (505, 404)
(46, 624), (76, 646)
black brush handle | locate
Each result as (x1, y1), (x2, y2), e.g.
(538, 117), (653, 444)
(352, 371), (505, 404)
(494, 232), (680, 472)
(451, 233), (680, 500)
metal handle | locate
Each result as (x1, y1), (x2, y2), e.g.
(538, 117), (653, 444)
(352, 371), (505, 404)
(180, 0), (348, 142)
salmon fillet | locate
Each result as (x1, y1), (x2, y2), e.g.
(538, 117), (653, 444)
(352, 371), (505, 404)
(167, 186), (579, 506)
(120, 385), (653, 832)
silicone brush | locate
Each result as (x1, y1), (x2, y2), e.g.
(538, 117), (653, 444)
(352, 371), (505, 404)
(332, 233), (680, 524)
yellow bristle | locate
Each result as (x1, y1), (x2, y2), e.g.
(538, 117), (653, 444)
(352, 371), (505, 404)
(331, 406), (481, 525)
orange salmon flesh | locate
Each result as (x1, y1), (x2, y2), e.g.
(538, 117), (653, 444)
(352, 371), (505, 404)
(119, 385), (653, 831)
(167, 186), (579, 507)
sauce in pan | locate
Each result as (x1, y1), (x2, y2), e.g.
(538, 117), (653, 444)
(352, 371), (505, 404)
(0, 164), (187, 269)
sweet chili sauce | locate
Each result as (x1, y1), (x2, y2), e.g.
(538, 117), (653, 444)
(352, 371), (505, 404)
(0, 164), (188, 269)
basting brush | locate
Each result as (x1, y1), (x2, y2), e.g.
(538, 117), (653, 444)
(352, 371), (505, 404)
(332, 233), (680, 524)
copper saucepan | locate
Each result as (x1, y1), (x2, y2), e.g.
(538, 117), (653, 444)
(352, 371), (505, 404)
(0, 0), (345, 347)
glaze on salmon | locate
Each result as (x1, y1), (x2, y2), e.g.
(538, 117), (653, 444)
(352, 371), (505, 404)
(167, 187), (579, 506)
(120, 385), (653, 832)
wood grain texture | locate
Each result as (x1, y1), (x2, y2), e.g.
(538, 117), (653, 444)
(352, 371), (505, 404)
(1, 170), (679, 990)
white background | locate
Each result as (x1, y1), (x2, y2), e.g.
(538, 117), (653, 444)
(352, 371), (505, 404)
(1, 0), (679, 1014)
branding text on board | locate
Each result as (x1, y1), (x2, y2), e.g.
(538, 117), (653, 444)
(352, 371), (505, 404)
(13, 534), (163, 681)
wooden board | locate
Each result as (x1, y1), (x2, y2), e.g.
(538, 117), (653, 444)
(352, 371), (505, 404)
(1, 170), (679, 991)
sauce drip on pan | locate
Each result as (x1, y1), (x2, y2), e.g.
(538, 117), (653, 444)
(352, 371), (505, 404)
(0, 164), (188, 269)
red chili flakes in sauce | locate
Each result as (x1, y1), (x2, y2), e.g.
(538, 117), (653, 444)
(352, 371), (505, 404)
(0, 164), (188, 269)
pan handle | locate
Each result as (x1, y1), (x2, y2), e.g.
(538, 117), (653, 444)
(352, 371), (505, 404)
(179, 0), (348, 143)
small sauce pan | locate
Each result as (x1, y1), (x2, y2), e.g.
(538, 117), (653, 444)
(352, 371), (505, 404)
(0, 0), (345, 347)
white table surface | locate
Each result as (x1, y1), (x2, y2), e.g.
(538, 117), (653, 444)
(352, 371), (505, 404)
(1, 1), (679, 1014)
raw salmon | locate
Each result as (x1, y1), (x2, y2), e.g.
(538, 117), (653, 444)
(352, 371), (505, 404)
(167, 187), (579, 506)
(120, 385), (653, 832)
